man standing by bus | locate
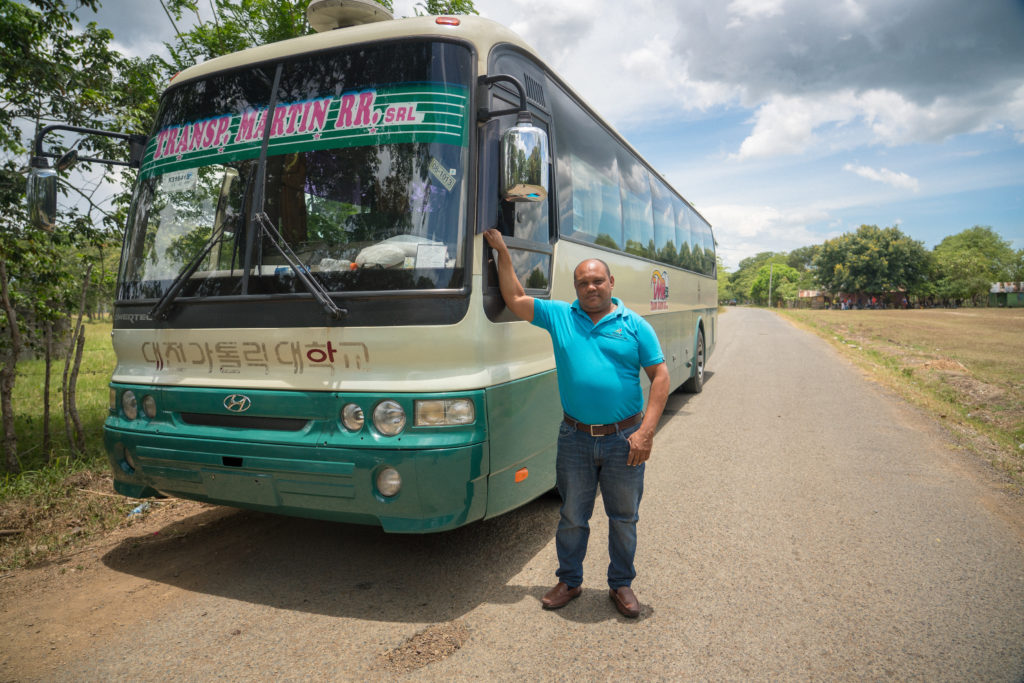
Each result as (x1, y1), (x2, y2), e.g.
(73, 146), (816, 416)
(483, 229), (670, 619)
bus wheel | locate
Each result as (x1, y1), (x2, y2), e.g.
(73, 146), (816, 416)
(682, 329), (705, 393)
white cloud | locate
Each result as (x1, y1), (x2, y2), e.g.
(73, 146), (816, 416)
(732, 85), (1024, 160)
(726, 0), (786, 28)
(843, 164), (920, 192)
(840, 0), (867, 23)
(477, 0), (1024, 159)
(735, 92), (859, 159)
(478, 0), (737, 125)
(702, 203), (833, 267)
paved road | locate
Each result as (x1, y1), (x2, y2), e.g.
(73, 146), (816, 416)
(14, 307), (1024, 680)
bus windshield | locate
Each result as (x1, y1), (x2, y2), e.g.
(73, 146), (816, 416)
(118, 40), (472, 302)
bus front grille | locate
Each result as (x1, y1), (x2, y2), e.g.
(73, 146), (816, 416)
(180, 412), (309, 432)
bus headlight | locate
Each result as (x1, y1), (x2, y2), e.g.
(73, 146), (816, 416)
(376, 467), (402, 497)
(341, 403), (365, 431)
(415, 399), (475, 426)
(444, 399), (475, 425)
(414, 400), (446, 426)
(373, 400), (406, 436)
(122, 390), (138, 420)
(141, 395), (157, 419)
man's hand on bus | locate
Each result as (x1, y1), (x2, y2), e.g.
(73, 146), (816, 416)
(483, 228), (534, 322)
(482, 228), (508, 254)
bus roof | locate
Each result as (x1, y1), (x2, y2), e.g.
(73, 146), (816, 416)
(170, 15), (539, 86)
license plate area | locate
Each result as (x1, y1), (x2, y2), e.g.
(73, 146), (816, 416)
(202, 469), (278, 506)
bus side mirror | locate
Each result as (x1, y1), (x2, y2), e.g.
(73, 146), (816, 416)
(500, 113), (549, 203)
(26, 158), (57, 231)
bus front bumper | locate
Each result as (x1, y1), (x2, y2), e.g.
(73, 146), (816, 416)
(105, 428), (487, 533)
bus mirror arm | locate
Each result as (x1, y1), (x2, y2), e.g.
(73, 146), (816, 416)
(26, 124), (149, 230)
(478, 74), (532, 123)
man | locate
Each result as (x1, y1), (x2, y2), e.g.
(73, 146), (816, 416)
(483, 229), (670, 619)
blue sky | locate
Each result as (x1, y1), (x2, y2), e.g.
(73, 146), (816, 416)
(85, 0), (1024, 269)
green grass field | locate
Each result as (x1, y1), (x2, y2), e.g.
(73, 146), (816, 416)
(6, 320), (115, 471)
(782, 308), (1024, 488)
(0, 320), (131, 570)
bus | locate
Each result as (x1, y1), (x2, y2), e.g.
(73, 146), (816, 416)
(27, 2), (716, 533)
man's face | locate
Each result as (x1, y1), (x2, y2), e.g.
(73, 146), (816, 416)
(573, 260), (614, 314)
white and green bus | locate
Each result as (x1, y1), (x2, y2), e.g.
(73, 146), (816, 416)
(28, 2), (716, 533)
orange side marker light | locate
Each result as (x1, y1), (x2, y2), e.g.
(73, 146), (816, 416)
(514, 467), (529, 483)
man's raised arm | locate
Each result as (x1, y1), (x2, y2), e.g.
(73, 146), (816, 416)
(483, 229), (535, 322)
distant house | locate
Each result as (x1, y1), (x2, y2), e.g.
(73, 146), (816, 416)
(989, 282), (1024, 308)
(797, 290), (830, 309)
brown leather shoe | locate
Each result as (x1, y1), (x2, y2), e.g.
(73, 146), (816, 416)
(609, 586), (641, 618)
(541, 582), (582, 610)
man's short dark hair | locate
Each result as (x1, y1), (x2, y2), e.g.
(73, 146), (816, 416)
(574, 258), (612, 282)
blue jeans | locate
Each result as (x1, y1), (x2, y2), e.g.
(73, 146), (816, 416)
(554, 419), (645, 590)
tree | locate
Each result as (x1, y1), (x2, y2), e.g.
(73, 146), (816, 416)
(716, 255), (734, 303)
(163, 0), (313, 69)
(814, 225), (930, 300)
(730, 251), (787, 303)
(932, 226), (1018, 305)
(162, 0), (478, 73)
(1013, 250), (1024, 282)
(413, 0), (478, 15)
(1, 0), (157, 471)
(749, 263), (800, 306)
(786, 244), (820, 272)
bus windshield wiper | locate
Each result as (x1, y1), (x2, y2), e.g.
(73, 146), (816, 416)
(149, 222), (230, 321)
(253, 211), (347, 320)
(150, 167), (247, 321)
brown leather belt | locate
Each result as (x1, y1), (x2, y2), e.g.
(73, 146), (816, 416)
(563, 412), (643, 437)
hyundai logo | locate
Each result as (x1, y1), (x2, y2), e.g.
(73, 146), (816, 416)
(223, 394), (252, 413)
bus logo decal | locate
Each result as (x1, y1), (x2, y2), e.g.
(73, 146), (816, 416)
(223, 394), (252, 413)
(651, 270), (669, 311)
(142, 84), (468, 181)
(140, 339), (370, 375)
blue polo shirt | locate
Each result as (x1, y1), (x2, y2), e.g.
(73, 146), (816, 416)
(532, 297), (665, 425)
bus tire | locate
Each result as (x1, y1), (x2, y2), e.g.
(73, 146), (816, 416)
(682, 329), (705, 393)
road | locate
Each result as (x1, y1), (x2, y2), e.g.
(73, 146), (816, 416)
(3, 306), (1024, 680)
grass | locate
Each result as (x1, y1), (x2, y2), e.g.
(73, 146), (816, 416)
(0, 319), (137, 571)
(781, 308), (1024, 489)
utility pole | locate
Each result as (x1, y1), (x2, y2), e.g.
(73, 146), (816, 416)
(768, 263), (774, 308)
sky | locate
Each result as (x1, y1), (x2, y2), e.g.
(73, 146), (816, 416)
(80, 0), (1024, 269)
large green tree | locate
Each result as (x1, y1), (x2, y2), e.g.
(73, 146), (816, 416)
(749, 263), (800, 306)
(932, 226), (1018, 304)
(1, 0), (158, 471)
(814, 225), (930, 299)
(729, 251), (788, 303)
